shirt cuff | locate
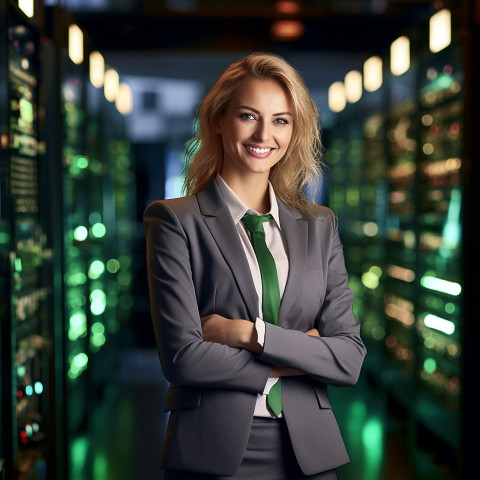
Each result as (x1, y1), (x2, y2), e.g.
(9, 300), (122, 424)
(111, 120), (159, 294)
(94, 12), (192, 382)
(255, 317), (266, 347)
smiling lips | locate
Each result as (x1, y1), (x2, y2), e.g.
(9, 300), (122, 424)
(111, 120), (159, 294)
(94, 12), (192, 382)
(244, 144), (273, 156)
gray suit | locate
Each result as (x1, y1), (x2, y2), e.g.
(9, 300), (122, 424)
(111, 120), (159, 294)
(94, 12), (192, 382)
(144, 179), (366, 477)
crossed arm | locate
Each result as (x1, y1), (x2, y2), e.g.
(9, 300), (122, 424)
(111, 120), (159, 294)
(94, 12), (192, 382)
(201, 314), (320, 377)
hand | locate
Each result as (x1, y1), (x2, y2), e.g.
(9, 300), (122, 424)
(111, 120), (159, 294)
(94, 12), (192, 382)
(201, 314), (262, 354)
(305, 328), (321, 337)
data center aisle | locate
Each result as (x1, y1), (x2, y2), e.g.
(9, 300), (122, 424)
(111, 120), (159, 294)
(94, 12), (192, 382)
(82, 348), (169, 480)
(83, 348), (416, 480)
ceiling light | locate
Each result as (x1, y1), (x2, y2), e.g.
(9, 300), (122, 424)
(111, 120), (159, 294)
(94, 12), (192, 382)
(89, 51), (105, 88)
(275, 1), (300, 14)
(430, 9), (451, 53)
(328, 82), (346, 113)
(104, 68), (119, 102)
(68, 24), (84, 65)
(18, 0), (34, 17)
(271, 20), (305, 41)
(345, 70), (362, 103)
(363, 56), (382, 92)
(391, 36), (410, 76)
(116, 83), (133, 115)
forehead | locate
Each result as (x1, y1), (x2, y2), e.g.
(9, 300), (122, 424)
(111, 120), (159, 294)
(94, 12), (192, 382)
(228, 77), (292, 110)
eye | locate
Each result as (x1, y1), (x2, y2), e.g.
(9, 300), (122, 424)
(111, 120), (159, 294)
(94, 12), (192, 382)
(239, 112), (256, 121)
(274, 117), (290, 125)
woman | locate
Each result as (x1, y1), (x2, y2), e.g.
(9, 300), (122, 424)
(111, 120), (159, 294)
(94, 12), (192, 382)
(144, 52), (366, 479)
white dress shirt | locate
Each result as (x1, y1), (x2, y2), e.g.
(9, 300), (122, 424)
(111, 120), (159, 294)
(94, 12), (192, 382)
(216, 174), (289, 417)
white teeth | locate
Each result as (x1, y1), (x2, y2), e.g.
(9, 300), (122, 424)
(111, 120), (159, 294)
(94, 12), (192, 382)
(246, 146), (272, 154)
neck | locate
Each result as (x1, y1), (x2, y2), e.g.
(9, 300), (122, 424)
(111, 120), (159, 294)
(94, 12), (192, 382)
(220, 171), (270, 213)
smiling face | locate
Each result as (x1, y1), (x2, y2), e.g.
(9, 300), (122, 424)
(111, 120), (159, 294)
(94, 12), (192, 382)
(216, 77), (294, 183)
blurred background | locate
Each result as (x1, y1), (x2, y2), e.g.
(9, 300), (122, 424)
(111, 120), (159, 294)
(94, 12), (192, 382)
(1, 0), (479, 479)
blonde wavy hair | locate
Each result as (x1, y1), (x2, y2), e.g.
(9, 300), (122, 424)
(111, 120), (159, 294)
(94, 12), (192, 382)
(183, 52), (323, 214)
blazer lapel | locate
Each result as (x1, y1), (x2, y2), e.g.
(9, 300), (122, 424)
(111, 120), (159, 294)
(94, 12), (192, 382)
(197, 180), (259, 322)
(278, 201), (308, 325)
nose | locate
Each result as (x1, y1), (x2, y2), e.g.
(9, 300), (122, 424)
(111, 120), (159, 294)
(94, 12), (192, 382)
(252, 120), (271, 143)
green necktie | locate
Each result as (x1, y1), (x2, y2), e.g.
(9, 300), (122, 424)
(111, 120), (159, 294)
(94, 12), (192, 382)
(242, 214), (282, 417)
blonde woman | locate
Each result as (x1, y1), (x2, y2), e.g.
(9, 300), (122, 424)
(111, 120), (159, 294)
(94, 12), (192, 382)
(144, 52), (366, 480)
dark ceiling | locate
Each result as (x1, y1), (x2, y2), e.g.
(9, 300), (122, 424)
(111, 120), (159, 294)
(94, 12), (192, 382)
(72, 0), (436, 54)
(66, 0), (440, 90)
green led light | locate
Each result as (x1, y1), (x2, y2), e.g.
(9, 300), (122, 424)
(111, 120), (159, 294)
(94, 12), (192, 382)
(91, 333), (106, 348)
(362, 271), (379, 290)
(118, 254), (132, 269)
(74, 155), (89, 169)
(420, 275), (461, 296)
(90, 289), (107, 315)
(445, 302), (456, 314)
(90, 302), (106, 316)
(19, 98), (34, 122)
(17, 365), (26, 377)
(106, 258), (120, 273)
(91, 223), (106, 238)
(14, 257), (22, 272)
(68, 311), (87, 341)
(72, 353), (89, 369)
(71, 437), (90, 477)
(369, 265), (382, 277)
(346, 186), (360, 207)
(371, 326), (385, 341)
(70, 311), (86, 327)
(423, 358), (437, 374)
(90, 289), (106, 301)
(424, 313), (455, 335)
(424, 337), (435, 349)
(74, 226), (88, 241)
(91, 322), (105, 335)
(89, 260), (105, 279)
(66, 271), (87, 286)
(0, 232), (10, 244)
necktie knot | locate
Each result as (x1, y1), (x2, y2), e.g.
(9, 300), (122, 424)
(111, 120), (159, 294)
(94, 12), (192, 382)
(242, 214), (272, 234)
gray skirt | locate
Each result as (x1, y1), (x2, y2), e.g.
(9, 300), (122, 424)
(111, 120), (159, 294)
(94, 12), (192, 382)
(163, 417), (338, 480)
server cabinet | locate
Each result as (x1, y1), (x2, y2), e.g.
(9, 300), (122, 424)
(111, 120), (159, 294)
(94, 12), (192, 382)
(412, 43), (463, 475)
(326, 37), (464, 480)
(0, 3), (52, 479)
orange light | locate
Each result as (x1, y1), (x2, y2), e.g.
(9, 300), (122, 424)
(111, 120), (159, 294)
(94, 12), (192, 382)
(271, 20), (305, 40)
(275, 1), (300, 14)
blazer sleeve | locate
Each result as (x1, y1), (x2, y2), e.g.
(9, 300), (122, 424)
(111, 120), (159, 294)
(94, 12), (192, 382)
(144, 200), (271, 393)
(259, 210), (366, 386)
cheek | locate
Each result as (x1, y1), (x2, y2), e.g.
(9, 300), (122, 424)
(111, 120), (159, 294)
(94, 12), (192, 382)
(281, 130), (294, 148)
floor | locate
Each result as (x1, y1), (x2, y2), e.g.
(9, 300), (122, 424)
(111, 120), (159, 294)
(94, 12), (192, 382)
(77, 346), (445, 480)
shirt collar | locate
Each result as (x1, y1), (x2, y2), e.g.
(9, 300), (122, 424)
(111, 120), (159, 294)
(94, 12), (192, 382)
(215, 173), (281, 228)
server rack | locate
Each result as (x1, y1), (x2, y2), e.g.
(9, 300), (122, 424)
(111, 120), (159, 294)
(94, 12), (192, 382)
(0, 2), (52, 479)
(2, 4), (136, 479)
(326, 15), (466, 480)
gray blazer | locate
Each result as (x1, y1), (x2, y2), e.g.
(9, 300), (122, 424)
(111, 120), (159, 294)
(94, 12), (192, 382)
(144, 179), (366, 476)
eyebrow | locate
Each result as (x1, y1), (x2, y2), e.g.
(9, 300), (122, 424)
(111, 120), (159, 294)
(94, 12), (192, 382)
(237, 105), (293, 117)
